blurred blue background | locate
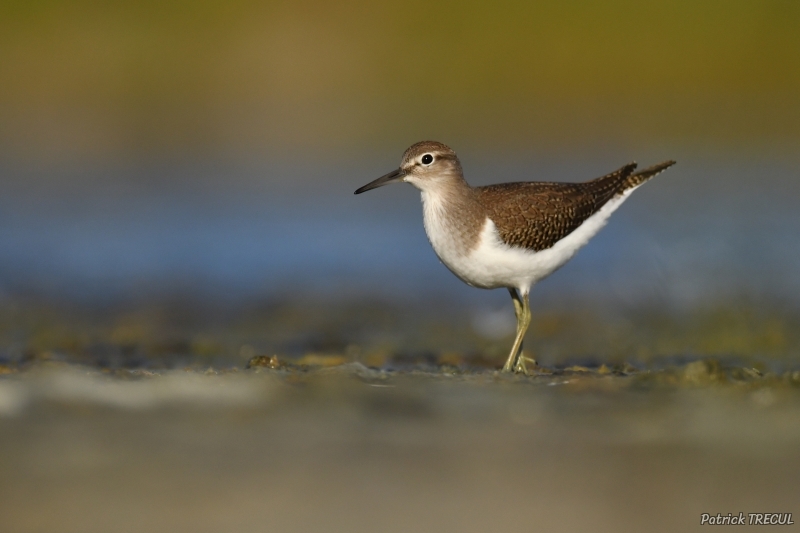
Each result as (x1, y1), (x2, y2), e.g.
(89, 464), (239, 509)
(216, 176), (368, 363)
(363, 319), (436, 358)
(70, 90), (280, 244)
(0, 1), (798, 363)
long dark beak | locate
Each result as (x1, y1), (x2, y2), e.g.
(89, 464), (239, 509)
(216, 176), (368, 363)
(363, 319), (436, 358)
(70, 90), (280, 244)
(354, 168), (406, 194)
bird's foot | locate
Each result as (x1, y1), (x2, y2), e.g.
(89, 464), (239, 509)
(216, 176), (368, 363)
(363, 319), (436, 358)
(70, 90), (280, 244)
(513, 355), (537, 375)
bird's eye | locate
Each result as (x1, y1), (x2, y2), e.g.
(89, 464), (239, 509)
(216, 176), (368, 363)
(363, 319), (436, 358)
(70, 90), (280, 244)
(421, 154), (434, 165)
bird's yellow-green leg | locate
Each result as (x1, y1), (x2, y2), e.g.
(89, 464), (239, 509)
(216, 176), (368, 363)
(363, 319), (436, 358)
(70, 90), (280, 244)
(503, 289), (534, 373)
(513, 291), (537, 374)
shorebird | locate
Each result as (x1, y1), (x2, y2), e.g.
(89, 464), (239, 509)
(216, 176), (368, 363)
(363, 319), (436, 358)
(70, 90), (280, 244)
(355, 141), (675, 373)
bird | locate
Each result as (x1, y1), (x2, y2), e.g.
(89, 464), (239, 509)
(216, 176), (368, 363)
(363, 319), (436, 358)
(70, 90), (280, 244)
(355, 141), (675, 373)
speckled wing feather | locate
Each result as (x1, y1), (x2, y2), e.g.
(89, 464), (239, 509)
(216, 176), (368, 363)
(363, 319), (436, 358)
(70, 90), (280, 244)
(476, 163), (642, 252)
(623, 160), (676, 190)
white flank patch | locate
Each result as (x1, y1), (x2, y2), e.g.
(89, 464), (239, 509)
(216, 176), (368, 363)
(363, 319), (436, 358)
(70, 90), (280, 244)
(425, 188), (637, 293)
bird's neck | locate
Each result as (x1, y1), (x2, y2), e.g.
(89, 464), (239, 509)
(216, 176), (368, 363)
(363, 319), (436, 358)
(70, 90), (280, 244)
(420, 175), (486, 257)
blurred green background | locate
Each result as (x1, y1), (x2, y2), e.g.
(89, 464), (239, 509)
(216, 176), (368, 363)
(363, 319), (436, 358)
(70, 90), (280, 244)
(2, 0), (799, 162)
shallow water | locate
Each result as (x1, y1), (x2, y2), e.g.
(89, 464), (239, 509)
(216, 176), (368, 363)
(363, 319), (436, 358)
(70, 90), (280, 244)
(0, 154), (798, 308)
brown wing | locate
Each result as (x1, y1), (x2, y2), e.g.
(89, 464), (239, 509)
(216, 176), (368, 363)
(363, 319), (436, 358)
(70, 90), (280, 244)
(476, 163), (638, 252)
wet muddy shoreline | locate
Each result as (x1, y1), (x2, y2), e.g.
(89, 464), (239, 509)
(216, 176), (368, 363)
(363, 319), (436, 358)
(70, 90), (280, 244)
(2, 360), (799, 533)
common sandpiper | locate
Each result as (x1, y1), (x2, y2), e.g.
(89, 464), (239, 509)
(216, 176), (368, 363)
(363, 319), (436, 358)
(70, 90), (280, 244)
(355, 141), (675, 374)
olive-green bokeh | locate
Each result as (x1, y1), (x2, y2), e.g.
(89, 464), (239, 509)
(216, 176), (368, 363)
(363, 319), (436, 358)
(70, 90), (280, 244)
(2, 0), (799, 161)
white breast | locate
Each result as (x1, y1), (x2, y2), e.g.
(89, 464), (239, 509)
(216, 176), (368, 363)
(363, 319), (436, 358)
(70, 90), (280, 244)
(423, 187), (637, 293)
(421, 188), (480, 285)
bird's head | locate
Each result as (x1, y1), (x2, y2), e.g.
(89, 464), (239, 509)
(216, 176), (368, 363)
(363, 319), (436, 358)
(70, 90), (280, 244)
(355, 141), (464, 195)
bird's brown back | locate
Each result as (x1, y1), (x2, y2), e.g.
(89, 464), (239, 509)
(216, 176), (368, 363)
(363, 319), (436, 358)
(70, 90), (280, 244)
(476, 161), (675, 251)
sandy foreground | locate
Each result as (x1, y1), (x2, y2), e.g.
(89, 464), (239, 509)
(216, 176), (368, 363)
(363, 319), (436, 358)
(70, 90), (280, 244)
(0, 361), (798, 533)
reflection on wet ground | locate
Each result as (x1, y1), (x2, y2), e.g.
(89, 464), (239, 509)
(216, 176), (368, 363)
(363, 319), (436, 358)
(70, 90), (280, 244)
(1, 360), (799, 533)
(0, 296), (798, 533)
